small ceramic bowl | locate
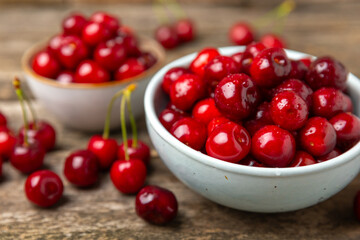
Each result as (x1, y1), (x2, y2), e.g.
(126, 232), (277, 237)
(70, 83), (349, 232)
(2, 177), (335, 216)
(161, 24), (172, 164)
(22, 36), (165, 132)
(144, 46), (360, 213)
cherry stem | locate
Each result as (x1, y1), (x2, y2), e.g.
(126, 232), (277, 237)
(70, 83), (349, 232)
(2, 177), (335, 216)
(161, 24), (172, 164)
(23, 92), (38, 130)
(13, 77), (29, 146)
(125, 90), (137, 148)
(152, 0), (169, 25)
(161, 0), (187, 20)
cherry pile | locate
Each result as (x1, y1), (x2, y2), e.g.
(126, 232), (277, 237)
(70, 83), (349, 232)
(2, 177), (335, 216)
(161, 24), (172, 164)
(159, 45), (360, 168)
(32, 11), (157, 83)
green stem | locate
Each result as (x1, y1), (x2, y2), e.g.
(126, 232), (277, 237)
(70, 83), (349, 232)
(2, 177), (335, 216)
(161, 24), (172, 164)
(23, 92), (38, 130)
(153, 0), (169, 25)
(162, 0), (187, 20)
(13, 78), (29, 146)
(125, 91), (138, 148)
(120, 93), (129, 161)
(103, 89), (126, 139)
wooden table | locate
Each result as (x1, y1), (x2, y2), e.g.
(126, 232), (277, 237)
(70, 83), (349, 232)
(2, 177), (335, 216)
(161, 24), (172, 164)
(1, 1), (360, 239)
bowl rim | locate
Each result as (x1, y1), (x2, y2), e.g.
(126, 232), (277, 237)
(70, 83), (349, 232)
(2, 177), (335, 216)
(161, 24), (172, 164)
(145, 46), (360, 178)
(21, 35), (166, 89)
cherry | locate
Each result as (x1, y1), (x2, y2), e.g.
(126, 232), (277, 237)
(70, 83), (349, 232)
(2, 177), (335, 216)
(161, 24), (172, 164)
(56, 35), (89, 70)
(110, 159), (146, 194)
(170, 117), (207, 151)
(135, 185), (178, 225)
(0, 156), (2, 177)
(238, 156), (265, 167)
(229, 22), (254, 45)
(155, 25), (179, 49)
(94, 39), (126, 71)
(250, 47), (291, 88)
(174, 19), (195, 42)
(206, 122), (251, 163)
(299, 117), (337, 156)
(243, 101), (274, 136)
(159, 108), (187, 131)
(207, 116), (231, 136)
(190, 48), (220, 77)
(203, 56), (239, 89)
(62, 13), (88, 36)
(162, 67), (190, 94)
(64, 150), (99, 187)
(305, 56), (348, 91)
(25, 170), (63, 207)
(237, 42), (267, 74)
(10, 141), (45, 174)
(56, 70), (75, 84)
(289, 60), (308, 80)
(88, 135), (118, 169)
(317, 148), (342, 162)
(0, 112), (7, 126)
(214, 73), (261, 121)
(0, 126), (16, 159)
(115, 58), (145, 81)
(32, 50), (61, 79)
(122, 35), (141, 57)
(192, 98), (222, 125)
(90, 11), (120, 36)
(330, 112), (360, 151)
(74, 60), (110, 83)
(47, 34), (66, 54)
(289, 151), (316, 167)
(260, 34), (286, 48)
(82, 21), (112, 46)
(137, 52), (157, 69)
(231, 52), (243, 69)
(118, 140), (150, 165)
(300, 58), (312, 67)
(354, 190), (360, 221)
(312, 88), (353, 119)
(251, 125), (296, 167)
(169, 73), (205, 111)
(19, 121), (56, 152)
(270, 91), (309, 131)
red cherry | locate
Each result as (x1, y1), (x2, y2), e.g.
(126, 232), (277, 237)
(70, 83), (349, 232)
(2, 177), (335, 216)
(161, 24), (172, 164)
(170, 117), (207, 151)
(64, 150), (99, 187)
(289, 60), (308, 80)
(115, 58), (145, 80)
(118, 140), (150, 165)
(0, 126), (17, 159)
(0, 156), (2, 177)
(136, 185), (178, 225)
(190, 48), (220, 77)
(0, 112), (7, 126)
(56, 70), (75, 84)
(159, 108), (187, 131)
(174, 19), (195, 42)
(118, 25), (134, 36)
(270, 91), (309, 131)
(237, 42), (267, 74)
(155, 25), (179, 49)
(229, 22), (254, 45)
(57, 35), (89, 69)
(289, 151), (316, 167)
(122, 35), (141, 57)
(94, 39), (126, 71)
(207, 116), (231, 136)
(214, 73), (260, 121)
(87, 135), (118, 169)
(300, 58), (312, 67)
(206, 122), (251, 163)
(231, 52), (243, 69)
(162, 67), (190, 94)
(32, 50), (61, 79)
(330, 112), (360, 151)
(74, 60), (110, 83)
(62, 13), (88, 36)
(82, 21), (112, 46)
(312, 88), (353, 119)
(354, 191), (360, 221)
(90, 11), (120, 35)
(243, 101), (274, 136)
(260, 34), (286, 48)
(169, 74), (205, 111)
(299, 117), (337, 156)
(10, 141), (45, 174)
(317, 148), (342, 162)
(251, 125), (296, 167)
(203, 56), (239, 89)
(192, 98), (222, 125)
(48, 34), (66, 54)
(137, 52), (157, 69)
(238, 156), (266, 167)
(110, 159), (146, 194)
(25, 170), (63, 207)
(305, 56), (348, 91)
(18, 121), (56, 151)
(250, 47), (291, 88)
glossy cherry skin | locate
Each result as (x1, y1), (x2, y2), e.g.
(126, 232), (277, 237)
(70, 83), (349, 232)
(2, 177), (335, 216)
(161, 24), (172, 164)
(207, 116), (231, 136)
(137, 52), (157, 69)
(299, 117), (337, 156)
(192, 98), (222, 125)
(317, 148), (342, 162)
(243, 101), (274, 136)
(260, 34), (286, 48)
(289, 60), (308, 80)
(251, 125), (296, 167)
(10, 141), (45, 174)
(305, 56), (348, 91)
(25, 170), (63, 207)
(64, 150), (99, 187)
(18, 121), (56, 151)
(174, 19), (195, 42)
(0, 126), (17, 159)
(155, 25), (179, 49)
(159, 108), (187, 131)
(118, 140), (150, 165)
(330, 112), (360, 151)
(136, 185), (178, 225)
(169, 74), (205, 111)
(190, 48), (220, 77)
(270, 91), (309, 131)
(354, 191), (360, 221)
(289, 151), (316, 167)
(238, 156), (265, 167)
(57, 35), (89, 69)
(115, 58), (145, 80)
(203, 56), (239, 89)
(110, 159), (146, 194)
(0, 112), (7, 126)
(32, 50), (61, 79)
(87, 135), (118, 169)
(90, 11), (120, 35)
(229, 22), (254, 45)
(62, 13), (88, 36)
(300, 58), (312, 67)
(48, 34), (66, 53)
(238, 42), (267, 74)
(56, 70), (75, 84)
(214, 73), (261, 121)
(74, 60), (110, 83)
(122, 35), (141, 57)
(81, 21), (112, 46)
(206, 122), (251, 163)
(250, 47), (291, 88)
(94, 39), (126, 71)
(162, 67), (190, 94)
(170, 117), (207, 151)
(312, 88), (353, 119)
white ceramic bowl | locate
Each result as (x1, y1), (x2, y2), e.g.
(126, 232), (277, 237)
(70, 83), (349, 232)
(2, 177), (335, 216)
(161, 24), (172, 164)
(22, 36), (165, 132)
(144, 46), (360, 213)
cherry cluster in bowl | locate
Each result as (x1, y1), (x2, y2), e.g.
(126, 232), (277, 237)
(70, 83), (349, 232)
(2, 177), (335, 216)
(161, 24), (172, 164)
(159, 44), (360, 168)
(32, 11), (157, 84)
